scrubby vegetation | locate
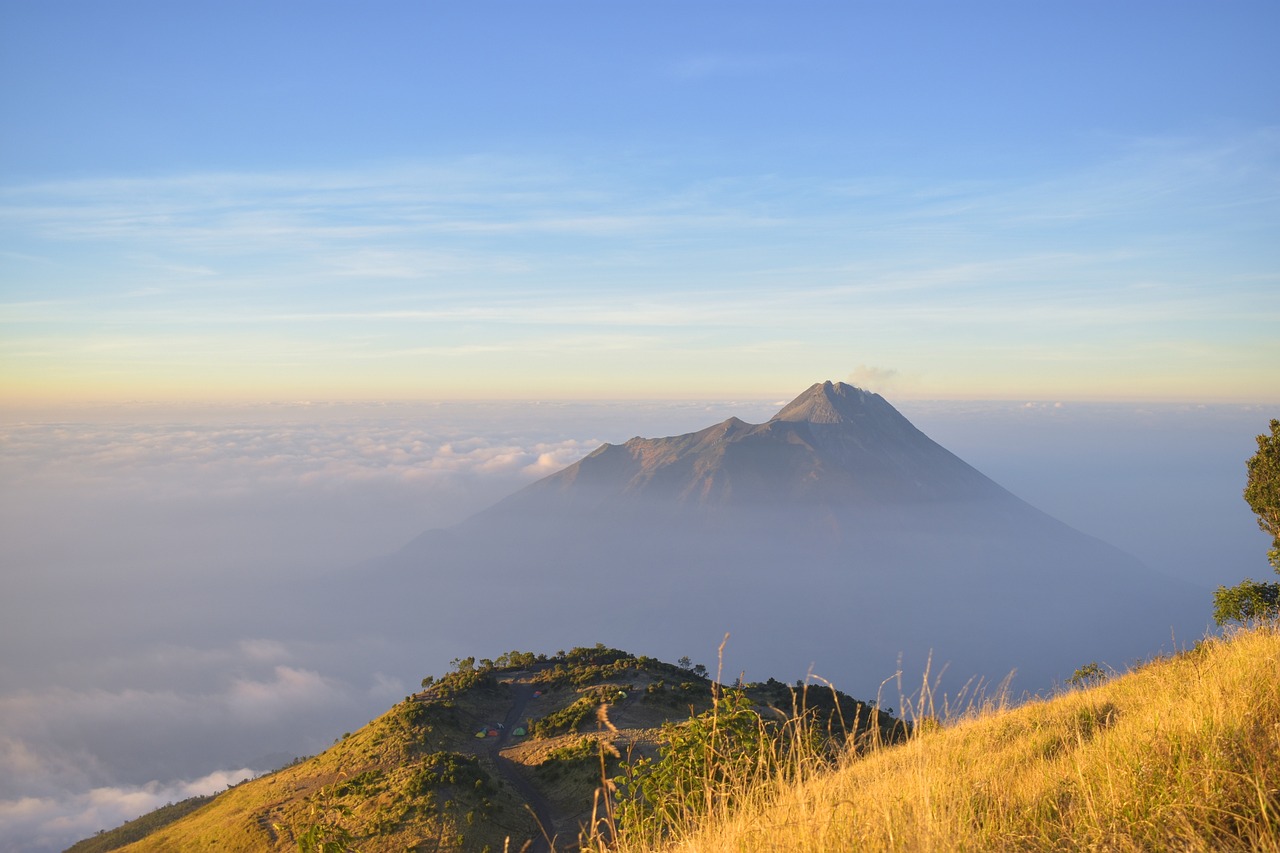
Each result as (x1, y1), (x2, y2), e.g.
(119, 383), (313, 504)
(65, 419), (1280, 852)
(585, 623), (1280, 852)
(577, 420), (1280, 852)
(1215, 418), (1280, 625)
(69, 619), (1280, 853)
(86, 644), (888, 852)
(100, 652), (542, 852)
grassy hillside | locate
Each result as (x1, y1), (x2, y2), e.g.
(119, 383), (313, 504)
(64, 796), (215, 853)
(80, 627), (1280, 852)
(80, 645), (895, 853)
(591, 624), (1280, 852)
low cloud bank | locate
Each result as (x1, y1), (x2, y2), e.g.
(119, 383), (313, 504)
(0, 399), (1268, 851)
(0, 416), (604, 579)
(0, 766), (255, 853)
(0, 635), (411, 853)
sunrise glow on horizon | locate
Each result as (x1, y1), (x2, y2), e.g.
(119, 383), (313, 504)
(2, 3), (1277, 407)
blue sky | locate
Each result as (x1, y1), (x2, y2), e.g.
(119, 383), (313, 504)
(2, 8), (1278, 846)
(2, 1), (1278, 402)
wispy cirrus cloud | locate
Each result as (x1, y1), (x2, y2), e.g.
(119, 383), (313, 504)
(2, 133), (1277, 401)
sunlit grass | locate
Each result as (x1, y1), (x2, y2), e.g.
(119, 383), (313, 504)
(589, 624), (1280, 852)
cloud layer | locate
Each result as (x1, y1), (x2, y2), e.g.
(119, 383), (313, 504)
(0, 398), (1269, 851)
(0, 767), (256, 853)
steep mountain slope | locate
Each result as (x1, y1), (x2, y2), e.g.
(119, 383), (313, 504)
(512, 381), (1009, 507)
(79, 647), (896, 853)
(357, 381), (1206, 702)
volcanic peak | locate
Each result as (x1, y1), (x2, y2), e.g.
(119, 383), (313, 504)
(771, 380), (891, 425)
(496, 380), (1007, 510)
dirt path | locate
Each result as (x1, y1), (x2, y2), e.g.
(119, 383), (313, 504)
(491, 683), (559, 852)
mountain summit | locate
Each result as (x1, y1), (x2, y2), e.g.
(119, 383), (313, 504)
(770, 379), (888, 423)
(516, 381), (1006, 507)
(366, 382), (1205, 699)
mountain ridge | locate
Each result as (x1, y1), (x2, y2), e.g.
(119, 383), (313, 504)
(369, 381), (1206, 702)
(497, 381), (1011, 511)
(69, 646), (900, 853)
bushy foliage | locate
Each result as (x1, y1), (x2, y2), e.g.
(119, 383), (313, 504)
(1215, 419), (1280, 624)
(527, 645), (691, 691)
(493, 649), (542, 669)
(592, 671), (902, 847)
(593, 626), (1280, 853)
(536, 736), (602, 784)
(419, 650), (544, 698)
(535, 738), (591, 765)
(330, 769), (383, 799)
(1213, 577), (1280, 625)
(1244, 418), (1280, 572)
(432, 662), (485, 698)
(404, 752), (492, 798)
(531, 696), (597, 738)
(612, 688), (784, 839)
(294, 818), (357, 853)
(532, 685), (627, 738)
(287, 791), (359, 853)
(1068, 661), (1106, 688)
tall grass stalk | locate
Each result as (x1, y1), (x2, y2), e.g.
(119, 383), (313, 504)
(589, 624), (1280, 852)
(582, 637), (907, 850)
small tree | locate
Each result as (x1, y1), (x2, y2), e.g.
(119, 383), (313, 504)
(1244, 419), (1280, 572)
(1068, 661), (1106, 688)
(1214, 419), (1280, 624)
(1213, 578), (1280, 625)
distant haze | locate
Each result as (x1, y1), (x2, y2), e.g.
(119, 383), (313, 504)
(0, 394), (1269, 852)
(3, 4), (1276, 852)
(354, 384), (1211, 712)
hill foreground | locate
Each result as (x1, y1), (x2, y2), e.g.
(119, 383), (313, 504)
(70, 646), (897, 852)
(592, 623), (1280, 852)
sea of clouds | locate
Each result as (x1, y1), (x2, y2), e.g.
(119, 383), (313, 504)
(0, 397), (1268, 852)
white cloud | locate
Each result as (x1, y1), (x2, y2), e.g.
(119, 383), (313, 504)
(2, 139), (1275, 408)
(522, 446), (589, 477)
(0, 767), (255, 853)
(0, 406), (712, 851)
(0, 634), (405, 850)
(0, 398), (1266, 853)
(0, 415), (609, 582)
(226, 666), (342, 725)
(847, 365), (901, 394)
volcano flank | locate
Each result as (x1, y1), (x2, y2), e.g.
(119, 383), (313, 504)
(357, 382), (1206, 698)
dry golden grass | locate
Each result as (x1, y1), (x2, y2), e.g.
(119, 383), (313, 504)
(597, 624), (1280, 852)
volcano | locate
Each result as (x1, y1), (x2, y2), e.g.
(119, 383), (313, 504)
(509, 380), (1009, 507)
(360, 382), (1206, 699)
